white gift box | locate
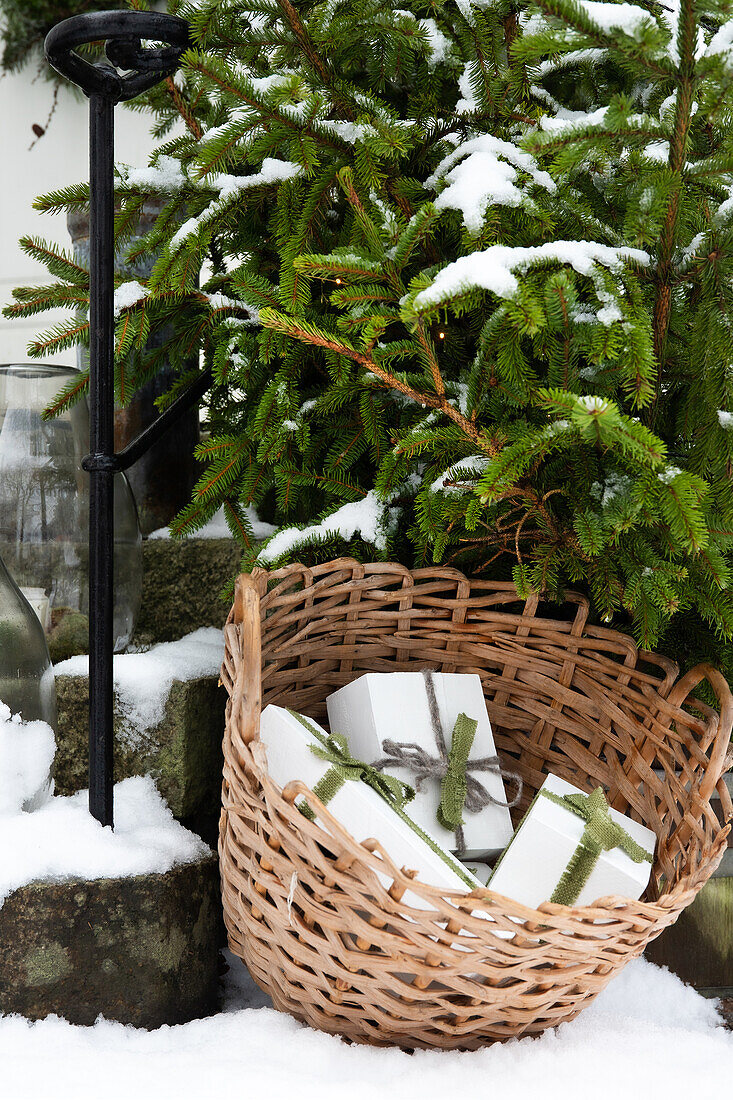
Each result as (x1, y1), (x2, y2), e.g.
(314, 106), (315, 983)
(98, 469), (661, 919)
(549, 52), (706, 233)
(258, 704), (481, 909)
(488, 774), (656, 909)
(326, 672), (514, 860)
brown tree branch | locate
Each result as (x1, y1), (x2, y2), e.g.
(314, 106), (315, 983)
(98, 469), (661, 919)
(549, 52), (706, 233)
(165, 77), (203, 141)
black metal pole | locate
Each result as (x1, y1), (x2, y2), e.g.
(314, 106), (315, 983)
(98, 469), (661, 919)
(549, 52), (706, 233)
(44, 12), (196, 828)
(88, 94), (115, 827)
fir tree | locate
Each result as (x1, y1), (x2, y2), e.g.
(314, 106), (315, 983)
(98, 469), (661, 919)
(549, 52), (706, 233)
(9, 0), (733, 650)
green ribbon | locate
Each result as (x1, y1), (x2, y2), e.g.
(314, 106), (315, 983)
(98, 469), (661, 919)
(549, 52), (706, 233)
(541, 786), (653, 907)
(436, 712), (478, 833)
(286, 709), (477, 889)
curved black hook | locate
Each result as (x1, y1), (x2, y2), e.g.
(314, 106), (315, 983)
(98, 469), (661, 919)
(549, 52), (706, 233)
(44, 11), (191, 102)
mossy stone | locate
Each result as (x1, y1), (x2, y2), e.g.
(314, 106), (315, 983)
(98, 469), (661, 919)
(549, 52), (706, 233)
(0, 856), (220, 1026)
(133, 538), (241, 646)
(54, 674), (226, 823)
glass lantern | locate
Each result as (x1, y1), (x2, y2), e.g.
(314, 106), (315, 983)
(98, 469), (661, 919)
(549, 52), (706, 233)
(0, 365), (142, 654)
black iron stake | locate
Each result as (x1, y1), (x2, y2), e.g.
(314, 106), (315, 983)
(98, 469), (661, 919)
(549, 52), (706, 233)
(45, 12), (199, 827)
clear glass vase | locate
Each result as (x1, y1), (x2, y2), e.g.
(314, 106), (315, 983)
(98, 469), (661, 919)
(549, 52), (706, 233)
(0, 556), (57, 813)
(0, 365), (142, 655)
(0, 554), (57, 726)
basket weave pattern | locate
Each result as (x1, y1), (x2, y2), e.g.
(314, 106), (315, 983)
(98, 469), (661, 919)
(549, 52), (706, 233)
(220, 559), (733, 1049)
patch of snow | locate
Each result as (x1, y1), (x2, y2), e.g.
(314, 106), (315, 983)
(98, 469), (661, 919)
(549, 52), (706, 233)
(540, 106), (609, 134)
(718, 409), (733, 428)
(573, 0), (654, 37)
(249, 70), (299, 94)
(591, 472), (633, 506)
(707, 18), (733, 59)
(169, 159), (303, 250)
(683, 232), (706, 256)
(122, 155), (186, 192)
(659, 0), (706, 62)
(320, 120), (377, 143)
(578, 395), (609, 411)
(0, 702), (54, 815)
(0, 957), (728, 1100)
(427, 135), (555, 234)
(449, 381), (471, 416)
(596, 301), (623, 325)
(658, 465), (683, 484)
(0, 775), (209, 906)
(148, 506), (276, 542)
(54, 628), (225, 738)
(536, 48), (607, 76)
(716, 183), (733, 224)
(113, 281), (149, 318)
(258, 490), (387, 562)
(203, 292), (259, 323)
(644, 140), (670, 162)
(282, 420), (298, 431)
(419, 18), (452, 67)
(414, 242), (649, 309)
(456, 62), (478, 114)
(430, 455), (490, 494)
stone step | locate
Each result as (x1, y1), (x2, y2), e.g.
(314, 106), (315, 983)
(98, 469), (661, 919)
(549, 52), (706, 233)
(50, 533), (241, 834)
(54, 671), (225, 839)
(0, 856), (220, 1026)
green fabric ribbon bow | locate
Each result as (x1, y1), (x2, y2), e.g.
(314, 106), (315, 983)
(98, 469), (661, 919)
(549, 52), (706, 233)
(286, 709), (477, 889)
(301, 723), (415, 816)
(436, 712), (478, 833)
(542, 786), (653, 906)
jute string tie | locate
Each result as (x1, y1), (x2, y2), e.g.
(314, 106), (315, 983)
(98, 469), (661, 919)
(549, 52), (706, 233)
(373, 669), (523, 853)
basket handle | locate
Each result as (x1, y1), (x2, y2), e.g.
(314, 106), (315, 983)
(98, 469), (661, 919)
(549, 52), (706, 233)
(231, 572), (266, 745)
(667, 662), (733, 820)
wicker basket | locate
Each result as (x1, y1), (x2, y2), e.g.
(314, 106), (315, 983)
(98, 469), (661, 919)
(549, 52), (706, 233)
(219, 559), (733, 1050)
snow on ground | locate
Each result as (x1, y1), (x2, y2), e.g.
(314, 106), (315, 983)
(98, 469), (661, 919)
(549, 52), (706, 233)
(0, 955), (729, 1100)
(54, 628), (225, 738)
(148, 505), (276, 541)
(0, 776), (209, 906)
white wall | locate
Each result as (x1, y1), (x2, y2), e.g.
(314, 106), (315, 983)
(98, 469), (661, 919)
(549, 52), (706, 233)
(0, 65), (157, 366)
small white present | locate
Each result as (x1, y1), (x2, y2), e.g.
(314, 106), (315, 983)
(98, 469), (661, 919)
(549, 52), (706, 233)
(258, 704), (482, 908)
(326, 671), (518, 860)
(488, 774), (656, 909)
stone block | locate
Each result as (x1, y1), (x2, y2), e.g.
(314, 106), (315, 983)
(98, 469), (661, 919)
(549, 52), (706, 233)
(134, 538), (241, 645)
(0, 855), (220, 1027)
(54, 674), (225, 823)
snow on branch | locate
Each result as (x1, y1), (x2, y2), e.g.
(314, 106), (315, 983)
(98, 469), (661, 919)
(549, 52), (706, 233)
(412, 241), (650, 310)
(120, 155), (187, 192)
(257, 491), (388, 562)
(113, 281), (150, 318)
(426, 136), (556, 234)
(571, 0), (655, 38)
(169, 159), (304, 251)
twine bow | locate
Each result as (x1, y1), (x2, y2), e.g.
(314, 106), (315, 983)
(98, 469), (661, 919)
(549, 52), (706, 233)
(286, 709), (477, 888)
(542, 786), (653, 906)
(374, 669), (522, 853)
